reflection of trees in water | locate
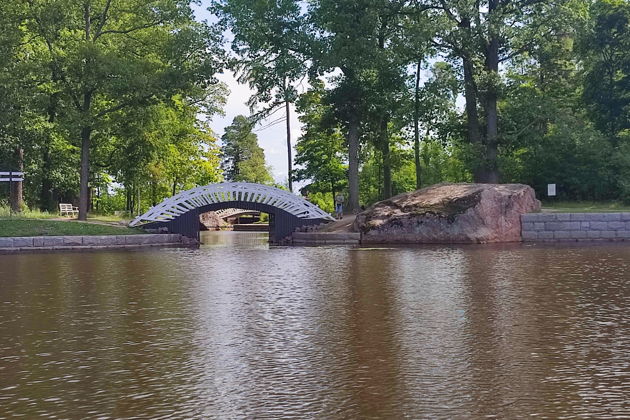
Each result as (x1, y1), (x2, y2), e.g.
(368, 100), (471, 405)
(200, 231), (269, 246)
(341, 249), (403, 418)
(457, 244), (627, 418)
(2, 244), (627, 418)
(0, 251), (198, 417)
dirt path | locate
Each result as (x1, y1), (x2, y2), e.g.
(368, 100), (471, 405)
(49, 217), (130, 228)
(319, 214), (357, 232)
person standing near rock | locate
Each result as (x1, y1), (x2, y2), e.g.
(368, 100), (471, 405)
(335, 192), (345, 220)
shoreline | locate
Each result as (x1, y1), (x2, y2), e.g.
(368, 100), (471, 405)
(0, 233), (192, 254)
(291, 212), (630, 245)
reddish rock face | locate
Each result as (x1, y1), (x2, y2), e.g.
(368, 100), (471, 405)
(354, 183), (541, 244)
(200, 211), (225, 230)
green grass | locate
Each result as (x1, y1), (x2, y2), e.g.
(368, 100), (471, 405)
(0, 206), (55, 219)
(541, 200), (630, 213)
(0, 219), (143, 237)
(88, 214), (129, 223)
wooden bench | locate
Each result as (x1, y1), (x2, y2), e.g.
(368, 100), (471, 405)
(59, 203), (79, 217)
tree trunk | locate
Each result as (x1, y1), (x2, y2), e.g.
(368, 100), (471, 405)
(483, 9), (500, 184)
(126, 187), (132, 212)
(40, 148), (55, 211)
(172, 177), (177, 196)
(78, 124), (92, 220)
(136, 185), (141, 216)
(131, 183), (137, 214)
(285, 100), (293, 192)
(462, 54), (485, 182)
(40, 90), (59, 211)
(96, 180), (100, 212)
(78, 5), (92, 221)
(347, 113), (360, 213)
(151, 179), (157, 206)
(414, 59), (422, 190)
(380, 116), (392, 199)
(10, 148), (24, 212)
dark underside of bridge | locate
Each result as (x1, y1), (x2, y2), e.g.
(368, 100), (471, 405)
(142, 201), (328, 243)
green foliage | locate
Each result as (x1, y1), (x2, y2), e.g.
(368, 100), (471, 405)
(0, 0), (227, 216)
(420, 141), (471, 187)
(581, 0), (630, 142)
(212, 0), (309, 191)
(212, 0), (307, 110)
(304, 191), (334, 214)
(502, 114), (614, 200)
(17, 0), (225, 217)
(3, 0), (630, 217)
(294, 81), (347, 208)
(221, 115), (273, 184)
(0, 205), (52, 220)
(93, 187), (127, 215)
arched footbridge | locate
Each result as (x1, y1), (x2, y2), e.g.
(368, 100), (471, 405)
(130, 182), (334, 243)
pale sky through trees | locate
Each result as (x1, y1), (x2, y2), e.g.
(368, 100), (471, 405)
(192, 2), (303, 186)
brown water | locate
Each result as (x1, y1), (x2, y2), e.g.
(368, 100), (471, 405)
(0, 232), (628, 419)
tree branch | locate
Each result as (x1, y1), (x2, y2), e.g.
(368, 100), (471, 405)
(96, 94), (155, 118)
(98, 20), (164, 38)
(93, 0), (113, 40)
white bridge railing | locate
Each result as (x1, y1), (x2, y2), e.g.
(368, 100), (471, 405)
(214, 208), (258, 219)
(130, 182), (334, 227)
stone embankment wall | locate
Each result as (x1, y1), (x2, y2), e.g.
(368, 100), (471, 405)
(0, 234), (185, 252)
(521, 213), (630, 242)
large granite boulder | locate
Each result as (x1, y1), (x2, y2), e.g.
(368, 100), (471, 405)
(200, 211), (225, 230)
(354, 183), (540, 244)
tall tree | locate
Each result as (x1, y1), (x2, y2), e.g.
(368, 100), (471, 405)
(106, 98), (224, 210)
(309, 0), (390, 210)
(24, 0), (224, 219)
(582, 0), (630, 144)
(294, 81), (347, 208)
(402, 61), (460, 188)
(211, 0), (310, 192)
(221, 115), (273, 184)
(430, 0), (568, 183)
(0, 1), (29, 211)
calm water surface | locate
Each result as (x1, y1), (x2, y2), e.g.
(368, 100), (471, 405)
(0, 232), (628, 419)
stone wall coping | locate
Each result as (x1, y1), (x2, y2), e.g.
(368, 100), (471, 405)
(0, 233), (185, 253)
(522, 212), (630, 222)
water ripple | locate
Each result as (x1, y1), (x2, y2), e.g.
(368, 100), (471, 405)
(0, 234), (628, 418)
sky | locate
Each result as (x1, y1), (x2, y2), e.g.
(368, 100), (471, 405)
(191, 2), (303, 186)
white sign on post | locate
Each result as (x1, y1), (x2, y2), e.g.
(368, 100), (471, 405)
(0, 172), (24, 182)
(547, 183), (556, 197)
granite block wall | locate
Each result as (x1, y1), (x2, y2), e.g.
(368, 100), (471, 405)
(521, 213), (630, 241)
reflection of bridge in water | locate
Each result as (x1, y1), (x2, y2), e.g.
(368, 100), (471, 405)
(130, 182), (334, 243)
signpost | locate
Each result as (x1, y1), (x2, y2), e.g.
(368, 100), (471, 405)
(1, 171), (24, 216)
(547, 183), (556, 197)
(0, 172), (24, 182)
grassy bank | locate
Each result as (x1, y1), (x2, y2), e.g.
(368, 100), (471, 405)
(0, 206), (131, 223)
(0, 219), (142, 237)
(541, 201), (630, 213)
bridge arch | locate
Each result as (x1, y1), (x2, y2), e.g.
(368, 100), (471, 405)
(129, 182), (334, 242)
